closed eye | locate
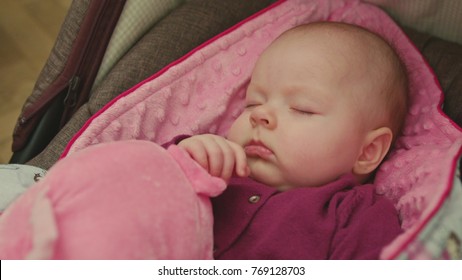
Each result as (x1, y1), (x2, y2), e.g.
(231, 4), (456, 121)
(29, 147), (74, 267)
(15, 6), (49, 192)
(245, 103), (260, 109)
(291, 108), (314, 115)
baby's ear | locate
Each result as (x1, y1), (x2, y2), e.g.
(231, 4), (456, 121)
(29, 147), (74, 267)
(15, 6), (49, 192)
(353, 127), (393, 177)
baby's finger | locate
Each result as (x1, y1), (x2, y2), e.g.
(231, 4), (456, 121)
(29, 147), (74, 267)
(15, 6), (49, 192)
(180, 139), (209, 171)
(206, 138), (225, 178)
(214, 139), (237, 182)
(229, 141), (249, 177)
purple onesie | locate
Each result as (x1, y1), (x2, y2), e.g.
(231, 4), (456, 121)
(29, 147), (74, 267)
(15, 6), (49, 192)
(212, 174), (402, 259)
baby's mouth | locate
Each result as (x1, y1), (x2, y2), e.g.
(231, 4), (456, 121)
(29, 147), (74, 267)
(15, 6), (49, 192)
(244, 140), (274, 159)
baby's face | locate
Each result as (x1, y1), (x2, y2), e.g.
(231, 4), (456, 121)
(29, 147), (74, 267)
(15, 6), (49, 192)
(227, 33), (373, 191)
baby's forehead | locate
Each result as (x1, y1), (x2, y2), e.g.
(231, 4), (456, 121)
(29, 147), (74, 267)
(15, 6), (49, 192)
(286, 22), (384, 45)
(283, 23), (391, 60)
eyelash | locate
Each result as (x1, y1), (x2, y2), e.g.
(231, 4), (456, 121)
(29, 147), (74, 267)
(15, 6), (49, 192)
(291, 108), (313, 116)
(245, 103), (259, 109)
(245, 104), (314, 116)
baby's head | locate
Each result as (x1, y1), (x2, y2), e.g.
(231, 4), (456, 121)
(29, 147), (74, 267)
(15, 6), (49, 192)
(227, 22), (408, 191)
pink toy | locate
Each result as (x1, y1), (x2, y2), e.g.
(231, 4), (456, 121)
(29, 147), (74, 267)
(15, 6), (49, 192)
(0, 141), (225, 259)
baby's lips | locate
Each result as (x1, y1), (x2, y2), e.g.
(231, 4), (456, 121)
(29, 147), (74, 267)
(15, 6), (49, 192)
(244, 144), (274, 159)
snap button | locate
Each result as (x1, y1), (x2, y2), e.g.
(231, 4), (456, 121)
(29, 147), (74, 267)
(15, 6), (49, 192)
(248, 195), (261, 204)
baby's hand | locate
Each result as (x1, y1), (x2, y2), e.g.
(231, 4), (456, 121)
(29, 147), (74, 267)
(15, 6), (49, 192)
(178, 134), (249, 182)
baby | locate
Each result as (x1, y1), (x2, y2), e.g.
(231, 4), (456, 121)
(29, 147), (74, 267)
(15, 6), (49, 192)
(177, 22), (408, 259)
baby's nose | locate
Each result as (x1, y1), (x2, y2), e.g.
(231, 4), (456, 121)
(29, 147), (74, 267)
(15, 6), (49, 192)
(249, 106), (277, 129)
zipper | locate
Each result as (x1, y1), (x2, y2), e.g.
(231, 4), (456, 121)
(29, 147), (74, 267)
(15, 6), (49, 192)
(19, 79), (69, 125)
(63, 75), (81, 109)
(13, 0), (126, 153)
(18, 0), (124, 127)
(60, 0), (125, 124)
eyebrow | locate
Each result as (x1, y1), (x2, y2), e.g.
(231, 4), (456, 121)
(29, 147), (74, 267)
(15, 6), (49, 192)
(246, 80), (333, 108)
(284, 84), (333, 108)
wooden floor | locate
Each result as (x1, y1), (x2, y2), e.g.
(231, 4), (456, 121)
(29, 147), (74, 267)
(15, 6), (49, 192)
(0, 0), (71, 164)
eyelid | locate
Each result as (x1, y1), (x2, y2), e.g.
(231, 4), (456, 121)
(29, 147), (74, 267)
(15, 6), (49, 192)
(245, 101), (260, 108)
(291, 107), (314, 115)
(244, 95), (264, 108)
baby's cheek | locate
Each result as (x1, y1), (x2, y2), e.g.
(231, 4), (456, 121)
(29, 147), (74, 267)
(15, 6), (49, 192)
(280, 140), (315, 175)
(226, 121), (244, 143)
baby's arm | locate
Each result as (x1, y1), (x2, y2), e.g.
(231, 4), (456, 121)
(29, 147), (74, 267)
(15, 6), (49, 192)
(178, 134), (249, 182)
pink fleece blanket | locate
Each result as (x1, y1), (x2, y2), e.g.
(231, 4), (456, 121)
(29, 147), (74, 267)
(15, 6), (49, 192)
(1, 0), (461, 259)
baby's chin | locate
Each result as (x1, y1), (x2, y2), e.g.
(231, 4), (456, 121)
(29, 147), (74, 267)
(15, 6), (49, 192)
(246, 159), (319, 191)
(249, 169), (337, 191)
(248, 171), (294, 192)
